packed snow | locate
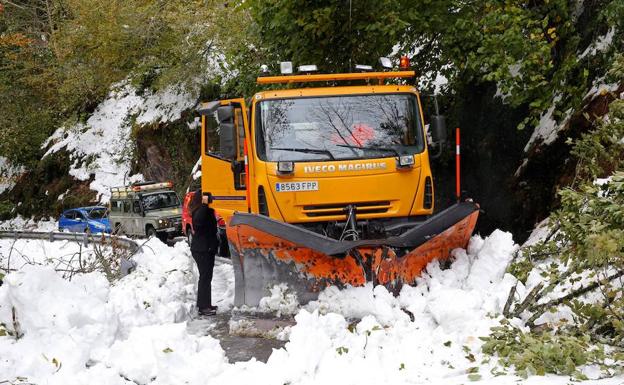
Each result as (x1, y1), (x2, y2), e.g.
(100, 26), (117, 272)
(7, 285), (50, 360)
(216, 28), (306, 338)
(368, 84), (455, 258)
(0, 215), (57, 232)
(1, 229), (623, 385)
(42, 82), (197, 202)
(522, 95), (575, 152)
(0, 156), (24, 195)
(579, 28), (616, 60)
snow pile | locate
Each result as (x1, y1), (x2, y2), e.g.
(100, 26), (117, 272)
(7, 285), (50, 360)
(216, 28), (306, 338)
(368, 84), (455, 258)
(0, 215), (57, 231)
(42, 82), (196, 202)
(2, 228), (623, 384)
(0, 238), (231, 385)
(0, 238), (108, 273)
(0, 156), (24, 195)
(259, 283), (300, 317)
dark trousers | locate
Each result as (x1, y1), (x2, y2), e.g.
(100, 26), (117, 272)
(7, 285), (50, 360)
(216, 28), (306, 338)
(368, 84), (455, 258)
(191, 248), (216, 310)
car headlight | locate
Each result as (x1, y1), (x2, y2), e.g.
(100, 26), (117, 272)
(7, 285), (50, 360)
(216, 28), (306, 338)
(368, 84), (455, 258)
(93, 222), (106, 229)
(158, 219), (169, 227)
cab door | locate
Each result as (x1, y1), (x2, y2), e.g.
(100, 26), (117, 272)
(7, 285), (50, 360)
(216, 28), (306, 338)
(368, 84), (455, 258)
(198, 98), (250, 221)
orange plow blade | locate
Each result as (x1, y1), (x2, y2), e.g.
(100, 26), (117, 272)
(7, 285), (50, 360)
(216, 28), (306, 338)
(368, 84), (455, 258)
(227, 202), (479, 306)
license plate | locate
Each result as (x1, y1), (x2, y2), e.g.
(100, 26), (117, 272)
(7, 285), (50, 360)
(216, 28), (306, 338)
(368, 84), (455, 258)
(275, 181), (318, 192)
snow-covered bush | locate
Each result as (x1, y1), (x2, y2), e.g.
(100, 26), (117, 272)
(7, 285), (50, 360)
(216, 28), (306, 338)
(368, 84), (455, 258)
(488, 98), (624, 378)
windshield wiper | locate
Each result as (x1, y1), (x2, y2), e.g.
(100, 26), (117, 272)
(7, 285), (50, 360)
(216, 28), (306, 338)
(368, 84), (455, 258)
(270, 147), (335, 160)
(335, 144), (400, 157)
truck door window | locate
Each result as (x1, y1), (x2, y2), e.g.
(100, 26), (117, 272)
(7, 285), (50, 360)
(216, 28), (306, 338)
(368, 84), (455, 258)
(234, 108), (246, 190)
(204, 116), (221, 157)
(205, 106), (246, 162)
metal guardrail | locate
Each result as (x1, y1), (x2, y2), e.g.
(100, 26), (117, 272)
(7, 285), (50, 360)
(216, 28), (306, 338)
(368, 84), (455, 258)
(0, 230), (141, 275)
(0, 230), (232, 269)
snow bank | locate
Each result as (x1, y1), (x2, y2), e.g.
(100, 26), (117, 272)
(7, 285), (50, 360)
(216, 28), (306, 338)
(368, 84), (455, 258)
(1, 229), (622, 385)
(0, 215), (57, 231)
(0, 238), (231, 385)
(0, 156), (24, 195)
(42, 83), (196, 202)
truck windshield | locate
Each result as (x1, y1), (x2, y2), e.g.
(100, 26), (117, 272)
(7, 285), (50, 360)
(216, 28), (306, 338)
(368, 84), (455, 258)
(256, 93), (424, 162)
(141, 192), (180, 211)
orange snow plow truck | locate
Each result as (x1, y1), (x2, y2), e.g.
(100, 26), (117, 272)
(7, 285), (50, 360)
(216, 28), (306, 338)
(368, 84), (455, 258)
(198, 60), (479, 307)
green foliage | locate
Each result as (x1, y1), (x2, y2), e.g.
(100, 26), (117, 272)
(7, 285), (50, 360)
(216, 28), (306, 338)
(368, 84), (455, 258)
(0, 0), (231, 167)
(481, 321), (611, 380)
(0, 200), (14, 220)
(492, 96), (624, 378)
(247, 0), (405, 73)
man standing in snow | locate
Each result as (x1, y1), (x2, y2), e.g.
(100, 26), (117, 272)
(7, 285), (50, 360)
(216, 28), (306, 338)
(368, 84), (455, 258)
(189, 189), (219, 316)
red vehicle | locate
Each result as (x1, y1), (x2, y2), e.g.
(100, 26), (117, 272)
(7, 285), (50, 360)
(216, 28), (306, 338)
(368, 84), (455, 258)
(182, 191), (230, 257)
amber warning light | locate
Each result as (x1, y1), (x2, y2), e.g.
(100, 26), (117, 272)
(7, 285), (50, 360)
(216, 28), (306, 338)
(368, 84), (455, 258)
(399, 56), (410, 70)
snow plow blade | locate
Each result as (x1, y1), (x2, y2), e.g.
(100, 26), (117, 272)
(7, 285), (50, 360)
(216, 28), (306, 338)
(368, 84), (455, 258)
(228, 202), (479, 307)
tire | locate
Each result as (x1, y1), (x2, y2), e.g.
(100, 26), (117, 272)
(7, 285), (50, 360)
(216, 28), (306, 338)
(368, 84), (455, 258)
(146, 226), (157, 239)
(186, 227), (193, 245)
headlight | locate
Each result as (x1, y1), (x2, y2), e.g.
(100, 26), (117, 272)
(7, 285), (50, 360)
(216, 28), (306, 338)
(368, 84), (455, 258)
(397, 155), (415, 168)
(93, 222), (106, 229)
(277, 161), (294, 175)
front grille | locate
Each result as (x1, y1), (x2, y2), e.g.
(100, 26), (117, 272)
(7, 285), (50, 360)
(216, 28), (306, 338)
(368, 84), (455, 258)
(302, 201), (391, 217)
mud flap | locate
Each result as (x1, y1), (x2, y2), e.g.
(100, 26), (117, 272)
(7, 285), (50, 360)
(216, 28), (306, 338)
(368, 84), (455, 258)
(228, 202), (479, 307)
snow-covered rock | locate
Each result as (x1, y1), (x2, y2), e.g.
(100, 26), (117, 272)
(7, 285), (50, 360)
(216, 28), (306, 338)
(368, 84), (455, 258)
(42, 83), (196, 202)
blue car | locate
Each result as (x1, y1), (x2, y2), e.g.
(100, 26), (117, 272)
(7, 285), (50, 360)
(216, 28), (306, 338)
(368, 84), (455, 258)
(58, 206), (111, 234)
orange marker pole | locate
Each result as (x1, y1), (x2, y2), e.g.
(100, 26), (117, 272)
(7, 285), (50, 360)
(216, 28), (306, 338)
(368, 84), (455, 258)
(455, 128), (461, 202)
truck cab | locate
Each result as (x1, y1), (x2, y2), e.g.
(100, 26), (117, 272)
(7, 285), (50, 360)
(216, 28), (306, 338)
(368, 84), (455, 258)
(199, 68), (443, 241)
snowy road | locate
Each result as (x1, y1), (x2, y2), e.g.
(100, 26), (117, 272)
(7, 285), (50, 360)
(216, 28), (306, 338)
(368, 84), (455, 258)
(1, 231), (623, 385)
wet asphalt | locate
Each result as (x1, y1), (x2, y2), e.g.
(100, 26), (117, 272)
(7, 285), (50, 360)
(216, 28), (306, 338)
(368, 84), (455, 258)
(187, 312), (287, 363)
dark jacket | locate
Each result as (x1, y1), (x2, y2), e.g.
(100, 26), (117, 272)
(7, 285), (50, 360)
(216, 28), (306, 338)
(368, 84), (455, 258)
(191, 205), (219, 252)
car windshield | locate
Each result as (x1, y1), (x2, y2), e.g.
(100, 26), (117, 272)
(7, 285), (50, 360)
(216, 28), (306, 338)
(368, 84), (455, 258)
(256, 93), (424, 162)
(141, 192), (180, 211)
(87, 208), (107, 219)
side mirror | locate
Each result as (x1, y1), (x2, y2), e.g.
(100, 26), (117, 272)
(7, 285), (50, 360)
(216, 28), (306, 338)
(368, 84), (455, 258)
(216, 105), (237, 159)
(430, 115), (447, 144)
(217, 106), (234, 123)
(219, 122), (237, 159)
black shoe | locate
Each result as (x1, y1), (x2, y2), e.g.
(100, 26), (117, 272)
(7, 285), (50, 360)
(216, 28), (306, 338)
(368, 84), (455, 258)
(198, 307), (217, 316)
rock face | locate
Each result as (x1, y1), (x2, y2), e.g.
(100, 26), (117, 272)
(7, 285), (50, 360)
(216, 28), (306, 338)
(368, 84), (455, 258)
(434, 81), (623, 243)
(140, 143), (174, 183)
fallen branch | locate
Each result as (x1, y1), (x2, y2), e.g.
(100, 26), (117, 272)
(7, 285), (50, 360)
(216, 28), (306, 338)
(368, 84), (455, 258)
(525, 269), (624, 327)
(510, 283), (544, 318)
(503, 283), (517, 318)
(528, 270), (624, 315)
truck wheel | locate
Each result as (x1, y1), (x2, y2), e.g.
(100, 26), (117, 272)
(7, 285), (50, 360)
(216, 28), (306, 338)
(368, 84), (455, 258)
(186, 226), (193, 245)
(146, 226), (157, 239)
